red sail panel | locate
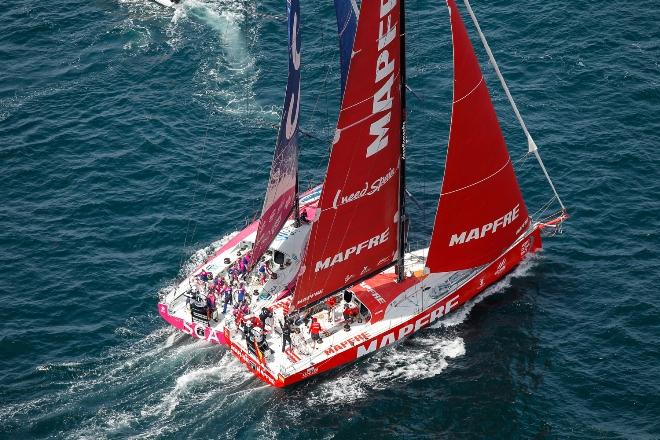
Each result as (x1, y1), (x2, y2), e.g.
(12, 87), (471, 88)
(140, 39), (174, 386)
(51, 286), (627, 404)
(292, 0), (402, 310)
(426, 0), (530, 273)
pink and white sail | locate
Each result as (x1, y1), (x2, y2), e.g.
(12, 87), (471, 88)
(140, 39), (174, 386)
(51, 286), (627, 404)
(250, 0), (302, 270)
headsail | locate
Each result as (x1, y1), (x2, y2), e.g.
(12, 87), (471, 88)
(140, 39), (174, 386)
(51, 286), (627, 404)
(250, 0), (302, 270)
(334, 0), (359, 97)
(292, 0), (403, 310)
(426, 0), (529, 273)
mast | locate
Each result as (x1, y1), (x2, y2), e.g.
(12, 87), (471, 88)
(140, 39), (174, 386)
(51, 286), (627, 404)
(396, 0), (407, 282)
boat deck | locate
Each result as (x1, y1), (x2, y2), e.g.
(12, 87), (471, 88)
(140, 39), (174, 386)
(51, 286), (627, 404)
(223, 250), (464, 379)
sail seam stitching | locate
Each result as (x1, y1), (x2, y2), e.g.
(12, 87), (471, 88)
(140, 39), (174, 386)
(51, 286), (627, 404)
(452, 76), (483, 104)
(441, 157), (510, 196)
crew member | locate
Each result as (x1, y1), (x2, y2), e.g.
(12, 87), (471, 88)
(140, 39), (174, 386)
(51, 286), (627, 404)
(309, 317), (323, 345)
(343, 303), (359, 323)
(280, 319), (293, 352)
(206, 291), (217, 320)
(259, 307), (274, 329)
(325, 295), (338, 322)
(222, 285), (233, 314)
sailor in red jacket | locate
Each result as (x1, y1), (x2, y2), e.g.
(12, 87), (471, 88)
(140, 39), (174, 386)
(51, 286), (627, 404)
(309, 317), (323, 346)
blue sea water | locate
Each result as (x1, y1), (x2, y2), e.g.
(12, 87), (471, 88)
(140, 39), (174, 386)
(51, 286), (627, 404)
(1, 0), (659, 438)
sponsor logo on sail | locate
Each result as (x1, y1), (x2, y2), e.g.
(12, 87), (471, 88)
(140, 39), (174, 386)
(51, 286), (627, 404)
(332, 167), (396, 208)
(285, 11), (301, 140)
(449, 204), (520, 247)
(366, 0), (398, 158)
(314, 228), (390, 273)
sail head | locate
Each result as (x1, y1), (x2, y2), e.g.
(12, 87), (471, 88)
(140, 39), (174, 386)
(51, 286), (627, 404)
(426, 0), (530, 273)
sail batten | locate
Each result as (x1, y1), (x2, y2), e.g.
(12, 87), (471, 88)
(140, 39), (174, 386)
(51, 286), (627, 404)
(426, 0), (530, 273)
(250, 0), (302, 271)
(292, 0), (403, 310)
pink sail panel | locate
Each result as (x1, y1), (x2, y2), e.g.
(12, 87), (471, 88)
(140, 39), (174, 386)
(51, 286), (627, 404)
(250, 0), (302, 271)
(426, 0), (529, 272)
(292, 0), (402, 310)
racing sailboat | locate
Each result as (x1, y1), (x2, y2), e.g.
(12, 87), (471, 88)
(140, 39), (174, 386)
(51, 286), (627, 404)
(158, 0), (568, 388)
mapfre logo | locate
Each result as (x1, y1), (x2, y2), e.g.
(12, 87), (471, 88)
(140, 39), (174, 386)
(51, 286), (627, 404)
(314, 228), (390, 273)
(449, 205), (520, 247)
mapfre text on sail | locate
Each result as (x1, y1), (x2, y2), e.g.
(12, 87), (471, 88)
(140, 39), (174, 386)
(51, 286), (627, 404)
(366, 0), (398, 158)
(449, 204), (520, 246)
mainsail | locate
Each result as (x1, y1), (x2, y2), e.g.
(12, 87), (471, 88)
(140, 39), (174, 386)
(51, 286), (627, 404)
(426, 0), (529, 272)
(292, 0), (403, 310)
(334, 0), (359, 96)
(250, 0), (302, 270)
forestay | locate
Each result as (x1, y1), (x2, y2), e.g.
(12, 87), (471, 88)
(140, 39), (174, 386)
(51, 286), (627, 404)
(292, 0), (403, 310)
(426, 0), (529, 273)
(250, 0), (302, 271)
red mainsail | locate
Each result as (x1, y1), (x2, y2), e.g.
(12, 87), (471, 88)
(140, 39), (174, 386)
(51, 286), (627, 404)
(292, 0), (403, 310)
(426, 0), (529, 273)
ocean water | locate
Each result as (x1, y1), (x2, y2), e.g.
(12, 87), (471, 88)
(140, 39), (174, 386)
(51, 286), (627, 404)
(1, 0), (659, 438)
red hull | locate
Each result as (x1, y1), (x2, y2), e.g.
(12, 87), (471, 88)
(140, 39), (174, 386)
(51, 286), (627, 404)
(230, 226), (543, 387)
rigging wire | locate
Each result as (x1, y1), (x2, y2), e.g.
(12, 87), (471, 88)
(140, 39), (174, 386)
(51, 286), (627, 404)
(462, 0), (566, 212)
(188, 127), (221, 249)
(178, 110), (213, 269)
